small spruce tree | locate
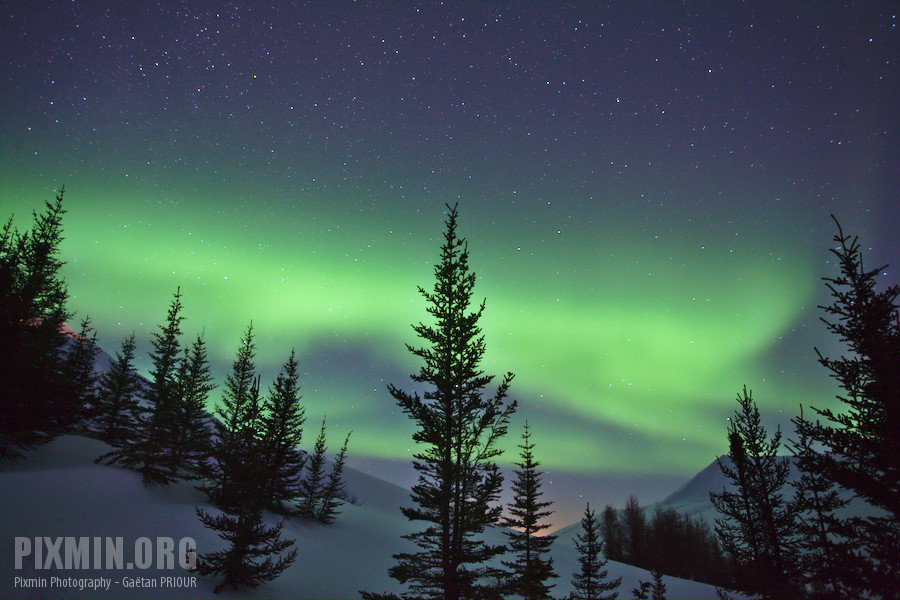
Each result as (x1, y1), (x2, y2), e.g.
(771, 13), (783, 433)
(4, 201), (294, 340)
(61, 316), (100, 429)
(91, 333), (143, 446)
(571, 503), (621, 600)
(501, 422), (558, 600)
(194, 507), (297, 593)
(98, 290), (185, 485)
(298, 417), (328, 519)
(173, 333), (215, 475)
(199, 324), (263, 511)
(317, 431), (351, 524)
(259, 350), (307, 513)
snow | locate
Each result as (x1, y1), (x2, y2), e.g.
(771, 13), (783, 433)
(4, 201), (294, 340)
(1, 435), (725, 599)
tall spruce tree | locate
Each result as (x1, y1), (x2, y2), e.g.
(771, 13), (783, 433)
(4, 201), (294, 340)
(91, 333), (143, 446)
(1, 189), (72, 458)
(173, 333), (215, 476)
(259, 350), (307, 513)
(501, 422), (557, 600)
(803, 217), (900, 598)
(364, 204), (517, 600)
(709, 386), (798, 600)
(571, 503), (621, 600)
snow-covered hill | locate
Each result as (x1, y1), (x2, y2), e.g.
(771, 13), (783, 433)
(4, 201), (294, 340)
(1, 435), (725, 599)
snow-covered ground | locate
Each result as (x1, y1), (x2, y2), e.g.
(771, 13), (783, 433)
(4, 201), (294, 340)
(1, 435), (725, 599)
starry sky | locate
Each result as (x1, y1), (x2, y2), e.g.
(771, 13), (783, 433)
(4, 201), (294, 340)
(2, 2), (898, 526)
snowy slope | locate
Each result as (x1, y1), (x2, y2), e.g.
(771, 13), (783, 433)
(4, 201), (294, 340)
(1, 435), (726, 599)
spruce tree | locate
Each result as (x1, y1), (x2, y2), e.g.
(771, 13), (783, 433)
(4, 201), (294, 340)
(259, 350), (307, 512)
(709, 387), (798, 600)
(501, 422), (557, 600)
(789, 406), (851, 600)
(622, 495), (647, 568)
(61, 316), (100, 429)
(98, 290), (185, 485)
(298, 417), (328, 519)
(1, 190), (72, 458)
(199, 324), (263, 512)
(571, 503), (621, 600)
(803, 217), (900, 598)
(601, 505), (623, 562)
(650, 570), (667, 600)
(91, 333), (143, 446)
(173, 333), (215, 476)
(317, 431), (351, 524)
(194, 506), (297, 593)
(366, 204), (517, 600)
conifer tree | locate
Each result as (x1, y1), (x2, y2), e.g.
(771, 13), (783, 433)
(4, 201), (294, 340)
(98, 290), (185, 485)
(802, 217), (900, 597)
(631, 581), (652, 600)
(622, 495), (647, 567)
(709, 387), (798, 600)
(1, 189), (72, 458)
(194, 506), (297, 593)
(601, 505), (623, 562)
(61, 316), (100, 429)
(173, 333), (215, 475)
(789, 406), (851, 600)
(571, 503), (621, 600)
(365, 204), (517, 600)
(92, 333), (143, 446)
(199, 324), (263, 511)
(298, 417), (328, 519)
(317, 431), (351, 524)
(259, 350), (307, 512)
(501, 422), (557, 600)
(650, 570), (667, 600)
(192, 325), (297, 592)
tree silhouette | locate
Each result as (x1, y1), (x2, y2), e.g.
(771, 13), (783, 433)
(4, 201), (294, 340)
(194, 507), (297, 593)
(501, 422), (557, 600)
(173, 333), (215, 475)
(709, 387), (798, 599)
(801, 217), (900, 598)
(365, 204), (517, 600)
(317, 431), (351, 525)
(259, 349), (307, 513)
(98, 290), (186, 485)
(298, 417), (328, 519)
(1, 189), (72, 458)
(199, 324), (263, 511)
(91, 333), (142, 446)
(571, 503), (621, 600)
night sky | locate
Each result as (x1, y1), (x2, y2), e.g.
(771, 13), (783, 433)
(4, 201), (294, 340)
(2, 2), (897, 526)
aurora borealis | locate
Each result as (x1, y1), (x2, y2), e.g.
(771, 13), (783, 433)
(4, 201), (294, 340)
(2, 2), (897, 525)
